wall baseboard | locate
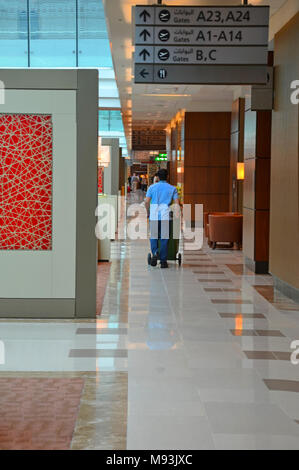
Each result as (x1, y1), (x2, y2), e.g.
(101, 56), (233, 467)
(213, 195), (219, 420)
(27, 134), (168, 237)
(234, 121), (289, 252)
(272, 275), (299, 304)
(0, 299), (76, 319)
(245, 257), (269, 274)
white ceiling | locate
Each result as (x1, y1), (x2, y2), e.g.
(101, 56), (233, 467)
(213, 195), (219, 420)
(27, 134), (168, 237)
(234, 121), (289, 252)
(103, 0), (288, 150)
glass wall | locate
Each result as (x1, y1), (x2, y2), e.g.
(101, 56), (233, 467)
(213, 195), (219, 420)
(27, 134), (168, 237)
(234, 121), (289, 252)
(78, 0), (112, 68)
(0, 0), (128, 155)
(30, 0), (76, 67)
(0, 0), (113, 68)
(99, 110), (123, 133)
(0, 0), (28, 67)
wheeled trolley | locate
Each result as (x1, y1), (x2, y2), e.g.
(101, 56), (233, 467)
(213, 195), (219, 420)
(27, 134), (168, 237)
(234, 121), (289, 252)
(147, 218), (182, 266)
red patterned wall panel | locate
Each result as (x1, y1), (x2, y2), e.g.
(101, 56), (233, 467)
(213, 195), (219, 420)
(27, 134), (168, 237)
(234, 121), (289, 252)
(98, 166), (104, 194)
(0, 114), (53, 250)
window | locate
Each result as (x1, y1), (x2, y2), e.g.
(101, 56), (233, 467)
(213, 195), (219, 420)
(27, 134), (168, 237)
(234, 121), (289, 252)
(29, 0), (76, 67)
(78, 0), (112, 67)
(99, 110), (123, 133)
(0, 0), (28, 66)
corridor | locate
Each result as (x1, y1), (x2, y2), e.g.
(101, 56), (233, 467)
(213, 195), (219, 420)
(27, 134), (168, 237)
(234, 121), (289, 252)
(1, 237), (299, 450)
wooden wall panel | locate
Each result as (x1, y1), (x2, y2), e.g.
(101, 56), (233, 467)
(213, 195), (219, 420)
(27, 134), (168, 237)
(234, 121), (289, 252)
(185, 112), (231, 140)
(230, 132), (239, 212)
(185, 140), (230, 167)
(243, 207), (255, 260)
(184, 167), (229, 194)
(243, 158), (256, 211)
(184, 194), (229, 213)
(255, 158), (271, 210)
(184, 112), (231, 218)
(243, 105), (272, 273)
(255, 210), (270, 261)
(169, 127), (178, 186)
(257, 111), (272, 158)
(229, 98), (245, 212)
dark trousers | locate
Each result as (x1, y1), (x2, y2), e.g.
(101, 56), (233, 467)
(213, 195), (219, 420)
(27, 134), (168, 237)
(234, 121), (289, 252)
(150, 220), (169, 262)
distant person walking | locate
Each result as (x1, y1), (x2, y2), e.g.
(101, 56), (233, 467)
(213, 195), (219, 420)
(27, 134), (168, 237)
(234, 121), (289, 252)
(145, 169), (180, 269)
(131, 173), (139, 192)
(141, 176), (148, 192)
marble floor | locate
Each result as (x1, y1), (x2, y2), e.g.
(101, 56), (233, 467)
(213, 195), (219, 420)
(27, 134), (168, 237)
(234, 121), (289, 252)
(1, 236), (299, 449)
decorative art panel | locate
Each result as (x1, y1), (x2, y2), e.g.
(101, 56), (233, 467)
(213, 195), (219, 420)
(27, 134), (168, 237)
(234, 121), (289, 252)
(98, 166), (104, 194)
(0, 114), (53, 250)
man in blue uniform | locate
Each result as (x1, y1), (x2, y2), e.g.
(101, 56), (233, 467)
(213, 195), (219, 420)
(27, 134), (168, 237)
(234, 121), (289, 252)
(145, 169), (179, 268)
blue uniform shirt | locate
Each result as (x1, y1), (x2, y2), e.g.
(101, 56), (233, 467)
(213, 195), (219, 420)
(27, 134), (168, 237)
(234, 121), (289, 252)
(146, 181), (178, 221)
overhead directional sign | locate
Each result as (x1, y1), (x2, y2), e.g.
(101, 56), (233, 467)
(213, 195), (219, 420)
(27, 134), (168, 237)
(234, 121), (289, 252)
(135, 26), (154, 43)
(134, 4), (270, 84)
(137, 7), (154, 24)
(135, 45), (267, 65)
(136, 5), (269, 26)
(136, 26), (269, 46)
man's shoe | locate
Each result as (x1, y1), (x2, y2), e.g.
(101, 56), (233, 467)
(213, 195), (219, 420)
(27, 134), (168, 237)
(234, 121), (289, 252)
(160, 261), (169, 269)
(151, 254), (158, 267)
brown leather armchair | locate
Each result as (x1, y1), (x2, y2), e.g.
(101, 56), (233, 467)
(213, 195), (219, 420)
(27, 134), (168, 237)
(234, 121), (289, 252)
(208, 214), (243, 250)
(204, 212), (240, 239)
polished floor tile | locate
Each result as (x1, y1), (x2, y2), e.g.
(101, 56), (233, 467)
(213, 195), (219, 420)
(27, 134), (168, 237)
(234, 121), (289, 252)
(127, 415), (215, 450)
(69, 349), (128, 358)
(192, 367), (267, 390)
(264, 379), (299, 392)
(213, 433), (299, 450)
(205, 402), (299, 435)
(76, 328), (128, 335)
(226, 264), (255, 276)
(230, 329), (285, 337)
(219, 313), (266, 319)
(194, 271), (225, 275)
(3, 221), (299, 450)
(243, 351), (276, 360)
(212, 299), (253, 304)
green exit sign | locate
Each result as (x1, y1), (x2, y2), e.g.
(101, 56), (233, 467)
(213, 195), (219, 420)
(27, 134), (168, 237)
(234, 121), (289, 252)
(155, 153), (168, 161)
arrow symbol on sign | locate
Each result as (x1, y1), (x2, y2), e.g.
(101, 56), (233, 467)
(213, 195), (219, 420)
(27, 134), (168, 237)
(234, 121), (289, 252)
(139, 10), (151, 22)
(140, 29), (151, 41)
(140, 69), (149, 79)
(139, 49), (150, 61)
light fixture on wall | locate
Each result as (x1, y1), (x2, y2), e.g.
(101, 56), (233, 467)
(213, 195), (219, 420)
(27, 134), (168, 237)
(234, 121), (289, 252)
(237, 162), (245, 180)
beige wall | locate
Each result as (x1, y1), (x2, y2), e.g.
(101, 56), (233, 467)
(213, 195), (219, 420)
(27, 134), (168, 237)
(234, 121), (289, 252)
(269, 13), (299, 289)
